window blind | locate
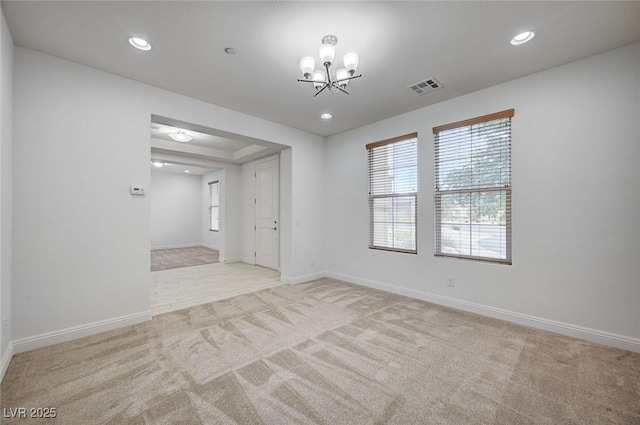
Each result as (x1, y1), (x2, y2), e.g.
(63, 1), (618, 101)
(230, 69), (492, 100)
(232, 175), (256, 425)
(209, 180), (219, 232)
(433, 109), (513, 264)
(366, 132), (418, 254)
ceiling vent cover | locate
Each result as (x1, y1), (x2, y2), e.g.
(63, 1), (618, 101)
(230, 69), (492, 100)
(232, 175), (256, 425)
(408, 77), (442, 95)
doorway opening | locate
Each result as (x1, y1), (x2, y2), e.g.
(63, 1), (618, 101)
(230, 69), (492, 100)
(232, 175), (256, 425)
(148, 116), (288, 314)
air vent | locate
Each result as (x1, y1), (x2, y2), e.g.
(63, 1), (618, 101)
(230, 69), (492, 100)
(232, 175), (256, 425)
(408, 77), (442, 95)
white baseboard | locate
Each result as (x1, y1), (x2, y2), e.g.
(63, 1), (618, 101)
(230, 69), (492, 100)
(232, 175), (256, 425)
(151, 243), (201, 251)
(242, 256), (256, 265)
(12, 311), (152, 355)
(220, 256), (242, 264)
(326, 271), (640, 354)
(1, 341), (14, 382)
(200, 243), (219, 250)
(281, 271), (327, 285)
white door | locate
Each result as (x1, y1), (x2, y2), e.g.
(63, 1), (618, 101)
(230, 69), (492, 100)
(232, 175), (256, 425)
(255, 156), (279, 270)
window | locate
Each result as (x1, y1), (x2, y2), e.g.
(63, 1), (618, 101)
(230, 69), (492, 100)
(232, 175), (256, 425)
(434, 109), (513, 264)
(208, 180), (219, 232)
(367, 133), (418, 254)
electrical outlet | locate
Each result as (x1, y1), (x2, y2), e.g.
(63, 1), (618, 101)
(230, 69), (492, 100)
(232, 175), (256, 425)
(447, 276), (454, 287)
(310, 259), (315, 266)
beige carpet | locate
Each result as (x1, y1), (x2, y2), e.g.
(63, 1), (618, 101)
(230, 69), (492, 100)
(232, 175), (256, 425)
(3, 279), (639, 424)
(151, 246), (219, 272)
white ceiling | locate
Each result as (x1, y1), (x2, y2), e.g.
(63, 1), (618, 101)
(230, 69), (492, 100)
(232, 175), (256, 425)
(151, 123), (252, 151)
(150, 161), (216, 177)
(3, 1), (639, 137)
(149, 115), (285, 166)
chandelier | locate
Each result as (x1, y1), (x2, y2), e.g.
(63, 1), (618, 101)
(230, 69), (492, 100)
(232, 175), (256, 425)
(297, 35), (361, 96)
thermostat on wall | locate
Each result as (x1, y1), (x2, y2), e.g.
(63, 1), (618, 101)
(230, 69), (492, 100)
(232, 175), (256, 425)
(130, 186), (145, 196)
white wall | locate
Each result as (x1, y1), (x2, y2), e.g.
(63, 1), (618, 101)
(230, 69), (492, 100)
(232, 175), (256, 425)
(150, 170), (201, 249)
(201, 170), (222, 250)
(286, 144), (325, 282)
(222, 165), (243, 263)
(0, 9), (13, 373)
(240, 161), (256, 264)
(12, 49), (152, 346)
(12, 47), (325, 349)
(325, 43), (640, 347)
(201, 166), (242, 262)
(280, 149), (293, 278)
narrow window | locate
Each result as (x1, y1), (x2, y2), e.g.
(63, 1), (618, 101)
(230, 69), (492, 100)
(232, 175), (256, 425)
(366, 133), (418, 254)
(433, 109), (513, 264)
(208, 180), (219, 232)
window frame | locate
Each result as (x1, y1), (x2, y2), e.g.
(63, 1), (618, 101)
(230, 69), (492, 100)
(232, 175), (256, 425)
(366, 132), (418, 254)
(208, 180), (220, 232)
(433, 109), (514, 265)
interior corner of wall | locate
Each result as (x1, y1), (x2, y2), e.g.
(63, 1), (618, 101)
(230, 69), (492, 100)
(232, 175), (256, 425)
(1, 340), (14, 381)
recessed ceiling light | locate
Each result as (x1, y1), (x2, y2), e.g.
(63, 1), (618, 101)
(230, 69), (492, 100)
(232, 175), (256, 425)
(184, 170), (191, 173)
(321, 113), (332, 120)
(129, 37), (151, 51)
(224, 47), (237, 55)
(169, 130), (193, 142)
(152, 160), (164, 168)
(511, 31), (535, 46)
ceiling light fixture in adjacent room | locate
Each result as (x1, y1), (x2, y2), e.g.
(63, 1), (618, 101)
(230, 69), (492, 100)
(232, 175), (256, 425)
(128, 37), (152, 51)
(320, 113), (332, 120)
(152, 160), (164, 168)
(169, 130), (193, 142)
(184, 170), (191, 173)
(511, 31), (536, 45)
(298, 35), (361, 97)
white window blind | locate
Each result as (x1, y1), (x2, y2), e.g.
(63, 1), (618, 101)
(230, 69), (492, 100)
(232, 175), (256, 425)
(209, 180), (219, 232)
(433, 109), (513, 264)
(367, 132), (418, 254)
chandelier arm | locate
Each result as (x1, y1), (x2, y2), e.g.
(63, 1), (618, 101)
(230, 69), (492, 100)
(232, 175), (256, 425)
(297, 79), (317, 84)
(313, 83), (330, 97)
(335, 85), (350, 95)
(335, 74), (362, 84)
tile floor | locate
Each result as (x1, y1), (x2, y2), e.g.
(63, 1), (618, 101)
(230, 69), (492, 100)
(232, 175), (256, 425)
(150, 261), (282, 315)
(150, 246), (219, 272)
